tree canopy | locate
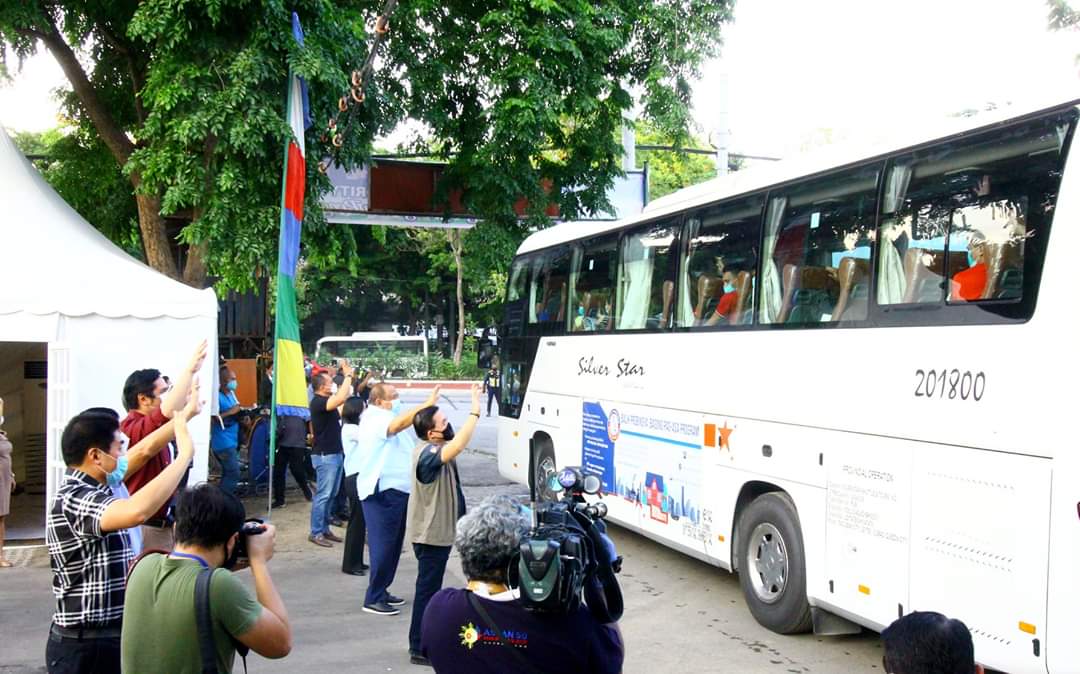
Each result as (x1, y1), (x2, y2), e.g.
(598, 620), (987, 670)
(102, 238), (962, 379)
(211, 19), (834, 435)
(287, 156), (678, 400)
(1, 0), (734, 293)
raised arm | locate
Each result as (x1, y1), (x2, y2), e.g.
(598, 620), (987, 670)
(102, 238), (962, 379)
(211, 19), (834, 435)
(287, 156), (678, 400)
(325, 360), (353, 412)
(161, 340), (208, 419)
(102, 381), (203, 532)
(439, 384), (481, 464)
(123, 419), (175, 476)
(387, 385), (441, 436)
(235, 524), (292, 658)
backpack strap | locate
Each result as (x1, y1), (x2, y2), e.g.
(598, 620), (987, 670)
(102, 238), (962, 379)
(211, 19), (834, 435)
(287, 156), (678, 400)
(195, 568), (220, 674)
(466, 591), (547, 674)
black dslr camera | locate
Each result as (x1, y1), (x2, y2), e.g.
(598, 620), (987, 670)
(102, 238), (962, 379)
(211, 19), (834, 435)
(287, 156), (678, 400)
(514, 462), (624, 623)
(224, 519), (267, 570)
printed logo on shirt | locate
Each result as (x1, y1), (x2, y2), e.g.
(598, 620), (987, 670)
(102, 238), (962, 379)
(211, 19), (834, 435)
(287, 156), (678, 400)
(459, 622), (529, 649)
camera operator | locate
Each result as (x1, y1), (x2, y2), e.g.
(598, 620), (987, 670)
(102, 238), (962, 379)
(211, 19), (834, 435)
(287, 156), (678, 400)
(420, 495), (624, 674)
(121, 483), (291, 673)
(405, 383), (481, 665)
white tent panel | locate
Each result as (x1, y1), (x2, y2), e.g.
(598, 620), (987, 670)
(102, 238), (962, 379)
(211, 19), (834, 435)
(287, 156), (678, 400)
(0, 128), (219, 512)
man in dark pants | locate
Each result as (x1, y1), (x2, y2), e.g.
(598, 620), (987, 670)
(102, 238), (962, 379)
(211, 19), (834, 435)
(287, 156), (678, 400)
(405, 384), (481, 665)
(353, 383), (440, 616)
(272, 414), (313, 508)
(307, 365), (352, 547)
(46, 394), (201, 673)
(481, 367), (501, 417)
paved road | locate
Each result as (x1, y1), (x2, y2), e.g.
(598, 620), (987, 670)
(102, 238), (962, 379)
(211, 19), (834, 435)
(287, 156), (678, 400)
(0, 391), (887, 673)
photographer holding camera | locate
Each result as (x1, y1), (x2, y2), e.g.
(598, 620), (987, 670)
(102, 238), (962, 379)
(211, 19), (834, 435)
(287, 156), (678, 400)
(120, 483), (292, 673)
(420, 495), (624, 674)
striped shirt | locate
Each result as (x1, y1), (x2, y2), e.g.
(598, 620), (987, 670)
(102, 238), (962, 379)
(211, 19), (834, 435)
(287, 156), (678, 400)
(47, 469), (133, 627)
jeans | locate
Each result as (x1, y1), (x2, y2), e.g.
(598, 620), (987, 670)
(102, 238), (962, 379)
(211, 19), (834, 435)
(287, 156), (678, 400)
(342, 473), (368, 573)
(310, 453), (343, 536)
(46, 629), (120, 674)
(331, 465), (349, 519)
(409, 543), (451, 653)
(361, 484), (408, 606)
(273, 445), (312, 504)
(213, 445), (241, 495)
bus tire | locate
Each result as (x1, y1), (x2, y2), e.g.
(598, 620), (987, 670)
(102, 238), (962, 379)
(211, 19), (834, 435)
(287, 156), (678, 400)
(532, 438), (558, 502)
(736, 492), (812, 634)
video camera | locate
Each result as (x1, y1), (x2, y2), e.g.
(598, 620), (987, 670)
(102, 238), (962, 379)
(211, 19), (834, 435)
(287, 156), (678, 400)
(514, 456), (624, 624)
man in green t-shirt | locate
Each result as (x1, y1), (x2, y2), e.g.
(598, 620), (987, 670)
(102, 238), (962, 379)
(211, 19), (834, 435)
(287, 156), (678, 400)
(121, 483), (292, 673)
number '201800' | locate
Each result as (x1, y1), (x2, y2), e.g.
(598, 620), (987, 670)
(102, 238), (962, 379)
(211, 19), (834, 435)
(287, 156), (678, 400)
(914, 369), (985, 401)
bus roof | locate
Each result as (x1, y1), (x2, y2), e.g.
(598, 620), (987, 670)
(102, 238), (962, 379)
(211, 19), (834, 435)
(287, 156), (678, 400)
(516, 94), (1080, 256)
(316, 332), (425, 345)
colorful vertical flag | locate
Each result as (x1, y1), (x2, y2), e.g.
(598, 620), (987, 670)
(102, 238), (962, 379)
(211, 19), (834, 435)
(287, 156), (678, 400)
(271, 12), (313, 422)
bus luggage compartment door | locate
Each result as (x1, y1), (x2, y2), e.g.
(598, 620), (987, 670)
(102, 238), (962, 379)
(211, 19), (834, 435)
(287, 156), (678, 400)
(909, 447), (1050, 674)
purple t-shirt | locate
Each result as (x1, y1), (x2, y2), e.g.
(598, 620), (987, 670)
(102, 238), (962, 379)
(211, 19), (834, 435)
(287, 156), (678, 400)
(420, 588), (624, 674)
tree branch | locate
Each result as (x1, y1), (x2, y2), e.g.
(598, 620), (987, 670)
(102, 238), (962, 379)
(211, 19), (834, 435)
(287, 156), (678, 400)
(37, 16), (135, 165)
(93, 20), (148, 124)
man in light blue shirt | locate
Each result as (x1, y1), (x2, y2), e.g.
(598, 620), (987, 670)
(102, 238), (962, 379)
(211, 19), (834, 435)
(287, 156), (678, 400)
(354, 383), (440, 616)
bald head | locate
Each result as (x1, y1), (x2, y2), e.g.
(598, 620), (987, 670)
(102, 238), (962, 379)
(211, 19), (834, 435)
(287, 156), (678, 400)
(312, 372), (332, 395)
(370, 383), (397, 407)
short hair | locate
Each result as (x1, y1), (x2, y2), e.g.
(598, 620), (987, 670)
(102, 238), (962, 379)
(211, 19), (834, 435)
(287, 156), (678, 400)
(122, 369), (161, 410)
(174, 482), (246, 549)
(370, 383), (392, 404)
(882, 611), (976, 674)
(61, 412), (119, 465)
(412, 406), (438, 440)
(81, 407), (120, 420)
(312, 372), (331, 392)
(455, 495), (530, 583)
(341, 397), (365, 425)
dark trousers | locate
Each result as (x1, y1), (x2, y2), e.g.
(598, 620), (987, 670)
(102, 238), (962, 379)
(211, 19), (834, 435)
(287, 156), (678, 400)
(332, 465), (349, 519)
(46, 630), (120, 674)
(487, 387), (500, 415)
(273, 445), (312, 504)
(342, 474), (368, 573)
(409, 543), (451, 653)
(361, 485), (408, 606)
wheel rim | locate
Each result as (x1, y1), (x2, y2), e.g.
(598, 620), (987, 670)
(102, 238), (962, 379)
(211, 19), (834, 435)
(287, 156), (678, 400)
(535, 454), (557, 501)
(748, 522), (789, 604)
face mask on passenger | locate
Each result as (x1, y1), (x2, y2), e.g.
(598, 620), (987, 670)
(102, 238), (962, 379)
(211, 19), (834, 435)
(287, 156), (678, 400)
(723, 282), (735, 294)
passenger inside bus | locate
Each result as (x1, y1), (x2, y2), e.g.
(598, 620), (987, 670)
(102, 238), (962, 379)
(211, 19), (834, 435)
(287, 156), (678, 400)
(949, 232), (989, 302)
(703, 269), (743, 326)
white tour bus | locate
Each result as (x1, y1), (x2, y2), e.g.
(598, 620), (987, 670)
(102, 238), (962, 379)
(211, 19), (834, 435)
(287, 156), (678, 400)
(314, 331), (429, 377)
(496, 99), (1080, 673)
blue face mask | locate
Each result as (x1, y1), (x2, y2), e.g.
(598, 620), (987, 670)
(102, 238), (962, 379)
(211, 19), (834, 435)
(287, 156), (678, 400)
(106, 455), (128, 487)
(390, 399), (402, 414)
(226, 380), (238, 391)
(723, 283), (735, 294)
(967, 250), (977, 267)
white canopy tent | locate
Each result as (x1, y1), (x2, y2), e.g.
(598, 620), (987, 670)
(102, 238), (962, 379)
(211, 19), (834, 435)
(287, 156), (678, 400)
(0, 128), (218, 518)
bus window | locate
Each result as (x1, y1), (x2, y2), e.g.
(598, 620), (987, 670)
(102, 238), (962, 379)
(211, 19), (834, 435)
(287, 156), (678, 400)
(878, 112), (1073, 311)
(528, 245), (574, 333)
(759, 164), (880, 325)
(678, 195), (764, 328)
(507, 258), (529, 302)
(615, 220), (679, 330)
(569, 236), (618, 332)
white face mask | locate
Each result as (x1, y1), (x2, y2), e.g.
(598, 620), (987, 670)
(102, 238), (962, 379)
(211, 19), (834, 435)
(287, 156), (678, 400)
(330, 384), (338, 395)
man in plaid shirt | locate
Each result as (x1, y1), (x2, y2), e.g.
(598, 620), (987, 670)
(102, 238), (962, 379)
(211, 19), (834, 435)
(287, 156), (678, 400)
(45, 384), (202, 674)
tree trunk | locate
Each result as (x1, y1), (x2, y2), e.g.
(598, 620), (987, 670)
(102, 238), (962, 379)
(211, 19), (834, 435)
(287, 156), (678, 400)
(183, 240), (209, 288)
(134, 191), (181, 279)
(449, 229), (465, 366)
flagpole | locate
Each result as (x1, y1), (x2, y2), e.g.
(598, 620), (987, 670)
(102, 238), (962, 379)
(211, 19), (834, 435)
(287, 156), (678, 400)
(267, 52), (296, 524)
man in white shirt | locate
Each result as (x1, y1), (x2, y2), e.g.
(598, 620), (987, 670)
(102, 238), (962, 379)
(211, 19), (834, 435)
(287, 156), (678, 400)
(354, 383), (440, 616)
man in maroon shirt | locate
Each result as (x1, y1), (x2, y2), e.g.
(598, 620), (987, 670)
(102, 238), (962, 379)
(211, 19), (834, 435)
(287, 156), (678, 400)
(121, 340), (207, 551)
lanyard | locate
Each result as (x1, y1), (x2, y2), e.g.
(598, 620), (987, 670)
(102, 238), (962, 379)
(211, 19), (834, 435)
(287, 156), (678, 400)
(171, 551), (210, 569)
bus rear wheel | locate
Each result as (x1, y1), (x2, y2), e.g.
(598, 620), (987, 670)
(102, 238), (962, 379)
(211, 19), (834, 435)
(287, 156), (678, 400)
(736, 492), (812, 634)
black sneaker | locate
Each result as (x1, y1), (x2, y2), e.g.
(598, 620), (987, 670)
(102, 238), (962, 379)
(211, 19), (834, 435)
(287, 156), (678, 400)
(386, 594), (406, 607)
(271, 501), (287, 509)
(363, 602), (400, 616)
(409, 652), (432, 667)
